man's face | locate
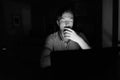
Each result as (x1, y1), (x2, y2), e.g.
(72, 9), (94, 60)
(58, 12), (74, 31)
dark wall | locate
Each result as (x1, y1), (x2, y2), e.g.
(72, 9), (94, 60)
(0, 1), (4, 45)
(2, 0), (32, 56)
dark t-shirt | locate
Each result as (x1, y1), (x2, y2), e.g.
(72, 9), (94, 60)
(44, 31), (88, 51)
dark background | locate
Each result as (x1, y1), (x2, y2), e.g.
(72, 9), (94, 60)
(0, 0), (115, 80)
(0, 0), (102, 55)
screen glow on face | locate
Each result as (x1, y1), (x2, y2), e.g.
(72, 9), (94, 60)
(59, 12), (74, 30)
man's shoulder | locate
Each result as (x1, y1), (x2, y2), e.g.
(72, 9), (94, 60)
(47, 32), (58, 40)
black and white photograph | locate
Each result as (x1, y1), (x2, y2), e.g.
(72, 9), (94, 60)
(0, 0), (119, 80)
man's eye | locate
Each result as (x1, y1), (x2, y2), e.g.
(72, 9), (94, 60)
(61, 20), (72, 22)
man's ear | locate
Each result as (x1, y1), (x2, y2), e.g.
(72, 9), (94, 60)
(56, 20), (59, 25)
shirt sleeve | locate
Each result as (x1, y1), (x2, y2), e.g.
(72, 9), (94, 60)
(44, 34), (54, 51)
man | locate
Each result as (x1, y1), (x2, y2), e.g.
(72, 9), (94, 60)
(40, 9), (91, 69)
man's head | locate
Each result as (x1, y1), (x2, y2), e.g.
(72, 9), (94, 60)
(57, 10), (74, 31)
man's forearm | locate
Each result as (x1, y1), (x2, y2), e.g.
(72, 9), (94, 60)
(77, 38), (91, 50)
(40, 55), (51, 68)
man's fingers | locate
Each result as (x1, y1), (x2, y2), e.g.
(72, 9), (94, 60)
(64, 32), (71, 36)
(64, 31), (72, 34)
(64, 34), (70, 37)
(65, 36), (71, 40)
(64, 28), (74, 32)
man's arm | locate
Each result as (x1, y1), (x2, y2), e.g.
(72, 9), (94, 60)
(64, 28), (91, 50)
(77, 37), (91, 49)
(76, 33), (91, 49)
(40, 34), (54, 69)
(40, 48), (51, 69)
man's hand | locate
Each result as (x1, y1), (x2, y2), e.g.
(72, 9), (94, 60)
(64, 28), (81, 43)
(64, 28), (91, 49)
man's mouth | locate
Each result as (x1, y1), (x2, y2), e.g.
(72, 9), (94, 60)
(63, 26), (71, 32)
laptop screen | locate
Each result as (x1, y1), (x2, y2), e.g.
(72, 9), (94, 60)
(50, 49), (98, 71)
(49, 48), (114, 79)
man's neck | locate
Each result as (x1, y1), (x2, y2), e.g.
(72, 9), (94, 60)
(59, 31), (69, 42)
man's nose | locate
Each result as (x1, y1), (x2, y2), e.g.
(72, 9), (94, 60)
(65, 21), (69, 25)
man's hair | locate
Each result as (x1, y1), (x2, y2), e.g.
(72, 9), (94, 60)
(57, 9), (74, 21)
(56, 8), (78, 29)
(54, 5), (80, 32)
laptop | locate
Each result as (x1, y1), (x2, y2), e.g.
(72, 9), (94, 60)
(50, 48), (114, 80)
